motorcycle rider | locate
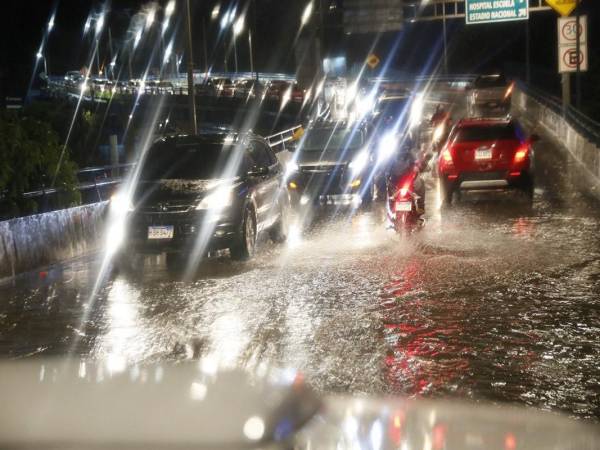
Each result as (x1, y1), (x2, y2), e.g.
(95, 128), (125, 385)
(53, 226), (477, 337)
(430, 104), (450, 126)
(387, 130), (425, 215)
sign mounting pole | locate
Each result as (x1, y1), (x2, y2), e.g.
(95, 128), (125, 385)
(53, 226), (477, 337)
(575, 0), (581, 109)
(526, 19), (531, 84)
(442, 2), (448, 74)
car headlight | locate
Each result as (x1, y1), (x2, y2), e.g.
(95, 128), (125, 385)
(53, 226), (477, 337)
(109, 193), (134, 215)
(196, 187), (234, 210)
(410, 93), (424, 128)
(285, 161), (299, 176)
(377, 133), (398, 162)
(349, 151), (369, 174)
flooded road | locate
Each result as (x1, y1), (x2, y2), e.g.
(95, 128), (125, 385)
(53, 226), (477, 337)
(1, 132), (600, 419)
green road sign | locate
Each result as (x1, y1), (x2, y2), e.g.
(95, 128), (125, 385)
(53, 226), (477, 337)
(466, 0), (529, 25)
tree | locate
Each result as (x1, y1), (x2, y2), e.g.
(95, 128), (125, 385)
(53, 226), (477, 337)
(0, 111), (80, 218)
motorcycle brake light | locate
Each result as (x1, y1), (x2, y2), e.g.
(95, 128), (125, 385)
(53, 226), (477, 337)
(397, 172), (416, 199)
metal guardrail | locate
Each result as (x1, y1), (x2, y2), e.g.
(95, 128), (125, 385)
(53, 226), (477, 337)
(368, 74), (476, 85)
(517, 81), (600, 147)
(265, 125), (303, 152)
(3, 163), (136, 204)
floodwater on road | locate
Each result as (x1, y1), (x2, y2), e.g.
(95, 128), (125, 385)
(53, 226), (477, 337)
(1, 131), (600, 420)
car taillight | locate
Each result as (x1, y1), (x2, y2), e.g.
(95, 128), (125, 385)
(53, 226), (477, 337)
(441, 148), (453, 164)
(504, 83), (514, 100)
(513, 146), (528, 163)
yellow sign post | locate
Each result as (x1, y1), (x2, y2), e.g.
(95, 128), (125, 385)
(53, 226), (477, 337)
(366, 54), (380, 70)
(545, 0), (577, 17)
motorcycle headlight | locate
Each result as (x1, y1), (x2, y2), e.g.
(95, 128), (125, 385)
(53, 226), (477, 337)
(433, 124), (445, 143)
(196, 187), (234, 210)
(349, 151), (369, 174)
(109, 193), (134, 215)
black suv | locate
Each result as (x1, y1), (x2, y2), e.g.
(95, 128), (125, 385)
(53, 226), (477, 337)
(286, 122), (374, 208)
(119, 131), (289, 260)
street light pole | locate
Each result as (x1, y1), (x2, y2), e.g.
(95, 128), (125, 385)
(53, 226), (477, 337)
(575, 0), (581, 110)
(233, 33), (238, 73)
(252, 0), (258, 81)
(248, 30), (254, 76)
(442, 2), (448, 75)
(96, 38), (101, 76)
(185, 0), (197, 134)
(202, 17), (209, 78)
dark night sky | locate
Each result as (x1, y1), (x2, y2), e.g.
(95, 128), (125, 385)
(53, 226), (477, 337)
(1, 1), (598, 98)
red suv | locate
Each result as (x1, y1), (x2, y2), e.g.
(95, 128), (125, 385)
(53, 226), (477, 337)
(437, 118), (536, 205)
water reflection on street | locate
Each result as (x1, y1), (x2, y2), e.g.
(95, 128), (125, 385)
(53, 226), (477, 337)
(1, 134), (600, 419)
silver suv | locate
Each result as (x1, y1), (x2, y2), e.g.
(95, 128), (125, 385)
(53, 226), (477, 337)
(467, 74), (513, 117)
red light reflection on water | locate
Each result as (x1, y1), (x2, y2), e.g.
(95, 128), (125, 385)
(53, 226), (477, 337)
(380, 259), (471, 396)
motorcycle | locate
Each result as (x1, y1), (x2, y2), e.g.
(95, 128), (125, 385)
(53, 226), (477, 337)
(386, 163), (424, 234)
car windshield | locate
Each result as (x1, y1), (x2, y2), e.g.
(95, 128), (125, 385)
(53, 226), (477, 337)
(377, 98), (410, 119)
(474, 75), (506, 88)
(454, 124), (517, 142)
(7, 0), (600, 441)
(302, 128), (364, 154)
(140, 141), (238, 180)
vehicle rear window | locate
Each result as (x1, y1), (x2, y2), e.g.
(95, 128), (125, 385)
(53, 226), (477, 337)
(473, 76), (506, 88)
(140, 142), (244, 180)
(454, 124), (517, 142)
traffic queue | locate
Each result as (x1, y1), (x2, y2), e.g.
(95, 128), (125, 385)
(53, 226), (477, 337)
(106, 73), (537, 263)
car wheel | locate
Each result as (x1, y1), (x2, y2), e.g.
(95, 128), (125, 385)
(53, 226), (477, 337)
(269, 199), (290, 244)
(230, 206), (257, 261)
(520, 174), (535, 200)
(165, 252), (185, 271)
(361, 182), (375, 210)
(439, 179), (454, 206)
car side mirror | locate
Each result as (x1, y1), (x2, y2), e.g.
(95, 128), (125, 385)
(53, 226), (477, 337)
(530, 134), (540, 143)
(248, 166), (269, 177)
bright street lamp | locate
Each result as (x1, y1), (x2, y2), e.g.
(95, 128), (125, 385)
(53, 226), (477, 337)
(83, 17), (91, 34)
(166, 0), (176, 17)
(146, 8), (156, 28)
(211, 4), (220, 20)
(36, 51), (48, 75)
(220, 14), (228, 30)
(233, 15), (245, 37)
(48, 15), (55, 32)
(163, 41), (173, 64)
(134, 30), (142, 49)
(301, 2), (313, 26)
(95, 13), (105, 35)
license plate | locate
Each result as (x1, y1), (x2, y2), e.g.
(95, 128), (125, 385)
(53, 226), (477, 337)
(147, 225), (174, 240)
(475, 148), (492, 160)
(395, 201), (412, 212)
(488, 102), (498, 108)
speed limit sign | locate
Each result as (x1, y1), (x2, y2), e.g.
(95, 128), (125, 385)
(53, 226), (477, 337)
(558, 16), (588, 73)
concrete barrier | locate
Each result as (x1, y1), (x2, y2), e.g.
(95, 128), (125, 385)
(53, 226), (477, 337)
(513, 87), (600, 199)
(0, 203), (107, 279)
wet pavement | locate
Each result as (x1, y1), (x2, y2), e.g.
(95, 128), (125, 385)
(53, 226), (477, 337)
(1, 128), (600, 420)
